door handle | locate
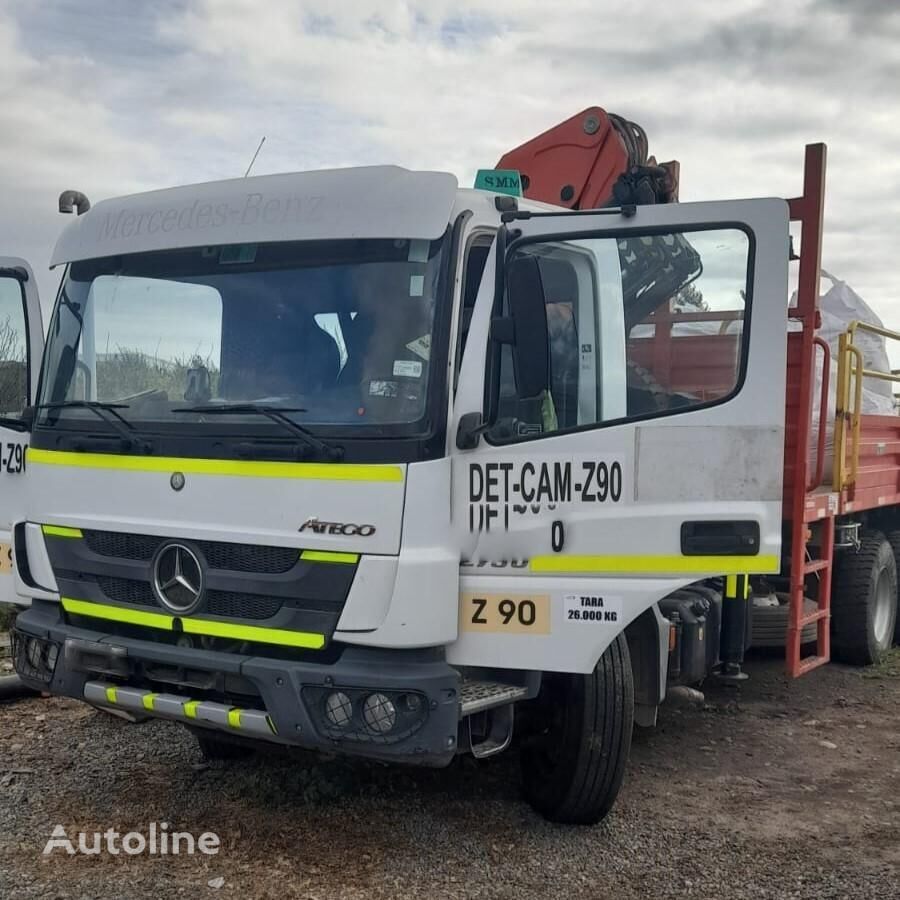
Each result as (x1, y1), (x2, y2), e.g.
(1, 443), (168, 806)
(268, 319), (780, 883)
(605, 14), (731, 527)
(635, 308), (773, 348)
(680, 521), (759, 556)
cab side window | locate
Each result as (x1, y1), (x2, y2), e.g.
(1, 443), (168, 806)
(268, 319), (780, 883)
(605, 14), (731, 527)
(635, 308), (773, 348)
(489, 228), (751, 442)
(0, 276), (29, 417)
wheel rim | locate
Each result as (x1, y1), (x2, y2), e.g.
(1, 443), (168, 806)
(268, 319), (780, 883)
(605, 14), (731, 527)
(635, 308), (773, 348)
(873, 568), (895, 648)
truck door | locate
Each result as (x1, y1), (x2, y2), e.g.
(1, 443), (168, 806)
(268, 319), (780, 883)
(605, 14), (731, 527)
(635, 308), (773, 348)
(0, 259), (43, 605)
(449, 199), (789, 673)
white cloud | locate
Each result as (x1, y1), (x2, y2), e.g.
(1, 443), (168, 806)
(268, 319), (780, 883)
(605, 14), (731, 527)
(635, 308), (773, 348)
(0, 0), (899, 356)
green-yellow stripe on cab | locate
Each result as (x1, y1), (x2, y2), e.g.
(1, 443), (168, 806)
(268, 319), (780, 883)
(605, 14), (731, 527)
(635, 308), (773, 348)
(529, 554), (779, 576)
(62, 597), (176, 630)
(60, 597), (326, 650)
(42, 525), (83, 539)
(180, 616), (325, 649)
(27, 448), (403, 483)
(300, 550), (359, 564)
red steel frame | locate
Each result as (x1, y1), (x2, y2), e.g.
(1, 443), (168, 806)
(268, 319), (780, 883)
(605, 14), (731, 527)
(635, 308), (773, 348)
(784, 144), (833, 677)
(618, 143), (894, 677)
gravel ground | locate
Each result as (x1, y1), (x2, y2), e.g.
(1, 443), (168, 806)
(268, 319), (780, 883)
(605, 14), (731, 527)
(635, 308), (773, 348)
(0, 649), (898, 900)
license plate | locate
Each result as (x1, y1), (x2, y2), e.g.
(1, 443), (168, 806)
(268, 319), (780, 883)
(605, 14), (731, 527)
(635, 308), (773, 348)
(460, 592), (551, 635)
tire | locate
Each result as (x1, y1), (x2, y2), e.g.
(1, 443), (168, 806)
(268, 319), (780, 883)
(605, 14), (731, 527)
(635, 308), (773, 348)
(884, 530), (900, 644)
(520, 633), (634, 825)
(832, 531), (897, 665)
(191, 728), (255, 761)
(750, 595), (817, 648)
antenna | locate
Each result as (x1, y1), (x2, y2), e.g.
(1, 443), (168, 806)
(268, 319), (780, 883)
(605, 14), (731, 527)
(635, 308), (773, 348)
(244, 136), (266, 177)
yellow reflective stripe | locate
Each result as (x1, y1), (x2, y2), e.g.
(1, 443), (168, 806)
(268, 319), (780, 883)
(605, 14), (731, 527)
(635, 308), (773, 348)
(227, 708), (242, 729)
(42, 525), (83, 538)
(300, 550), (359, 564)
(529, 555), (778, 575)
(61, 597), (175, 631)
(181, 616), (325, 650)
(60, 597), (325, 649)
(105, 686), (118, 705)
(725, 574), (738, 598)
(183, 700), (200, 720)
(142, 693), (158, 711)
(27, 448), (402, 483)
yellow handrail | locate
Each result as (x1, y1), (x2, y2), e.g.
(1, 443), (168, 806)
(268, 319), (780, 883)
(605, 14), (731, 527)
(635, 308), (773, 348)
(834, 320), (900, 490)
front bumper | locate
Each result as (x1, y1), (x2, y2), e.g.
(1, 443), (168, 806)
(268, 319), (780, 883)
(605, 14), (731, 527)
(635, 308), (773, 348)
(13, 600), (461, 766)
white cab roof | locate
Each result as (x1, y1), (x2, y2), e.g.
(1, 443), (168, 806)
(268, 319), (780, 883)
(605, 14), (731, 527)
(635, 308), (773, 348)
(51, 166), (459, 266)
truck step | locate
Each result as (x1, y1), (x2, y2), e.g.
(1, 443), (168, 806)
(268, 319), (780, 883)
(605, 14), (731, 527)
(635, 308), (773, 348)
(467, 703), (515, 759)
(460, 680), (528, 716)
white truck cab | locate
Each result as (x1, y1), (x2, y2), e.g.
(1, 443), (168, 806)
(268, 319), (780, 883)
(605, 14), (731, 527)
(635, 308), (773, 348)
(8, 165), (790, 823)
(0, 259), (43, 599)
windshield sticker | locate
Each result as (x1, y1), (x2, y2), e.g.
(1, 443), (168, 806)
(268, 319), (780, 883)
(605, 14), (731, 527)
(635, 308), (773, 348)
(467, 457), (628, 532)
(219, 244), (258, 264)
(406, 334), (431, 361)
(409, 275), (425, 297)
(407, 240), (430, 263)
(393, 360), (422, 378)
(369, 380), (399, 398)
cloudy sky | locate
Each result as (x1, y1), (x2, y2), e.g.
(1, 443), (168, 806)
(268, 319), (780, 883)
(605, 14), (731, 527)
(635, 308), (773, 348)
(1, 0), (898, 347)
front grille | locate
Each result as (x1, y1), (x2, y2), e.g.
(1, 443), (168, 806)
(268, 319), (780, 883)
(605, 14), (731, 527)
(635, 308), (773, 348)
(84, 531), (162, 561)
(205, 591), (282, 620)
(99, 576), (155, 606)
(98, 576), (283, 621)
(83, 530), (299, 574)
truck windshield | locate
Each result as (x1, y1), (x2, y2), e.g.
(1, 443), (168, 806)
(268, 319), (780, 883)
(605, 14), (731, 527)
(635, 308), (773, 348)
(37, 237), (447, 443)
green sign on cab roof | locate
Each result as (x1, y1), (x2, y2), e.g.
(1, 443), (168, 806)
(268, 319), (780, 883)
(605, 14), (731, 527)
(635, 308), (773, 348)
(473, 169), (522, 197)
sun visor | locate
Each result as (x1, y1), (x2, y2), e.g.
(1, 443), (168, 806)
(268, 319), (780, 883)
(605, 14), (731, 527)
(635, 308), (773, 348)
(51, 166), (459, 266)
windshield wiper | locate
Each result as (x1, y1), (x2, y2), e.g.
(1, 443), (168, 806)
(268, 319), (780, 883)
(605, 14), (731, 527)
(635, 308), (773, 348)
(173, 403), (342, 461)
(36, 401), (151, 452)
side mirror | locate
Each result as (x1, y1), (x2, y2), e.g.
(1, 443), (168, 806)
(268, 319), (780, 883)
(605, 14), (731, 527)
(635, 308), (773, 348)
(456, 411), (489, 450)
(505, 254), (550, 400)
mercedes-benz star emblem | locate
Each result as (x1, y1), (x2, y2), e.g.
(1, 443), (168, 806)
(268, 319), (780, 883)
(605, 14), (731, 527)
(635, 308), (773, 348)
(152, 543), (204, 614)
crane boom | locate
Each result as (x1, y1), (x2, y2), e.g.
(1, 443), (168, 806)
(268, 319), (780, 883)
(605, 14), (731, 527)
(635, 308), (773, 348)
(497, 106), (679, 209)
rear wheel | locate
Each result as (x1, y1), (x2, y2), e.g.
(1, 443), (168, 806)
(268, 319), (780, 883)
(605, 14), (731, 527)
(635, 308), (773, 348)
(884, 530), (900, 644)
(520, 634), (633, 825)
(832, 531), (897, 665)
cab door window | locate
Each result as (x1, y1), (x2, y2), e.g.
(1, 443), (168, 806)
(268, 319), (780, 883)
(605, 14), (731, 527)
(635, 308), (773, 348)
(488, 227), (751, 442)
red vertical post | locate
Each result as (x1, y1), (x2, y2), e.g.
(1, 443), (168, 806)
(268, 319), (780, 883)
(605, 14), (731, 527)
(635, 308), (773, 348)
(785, 144), (827, 676)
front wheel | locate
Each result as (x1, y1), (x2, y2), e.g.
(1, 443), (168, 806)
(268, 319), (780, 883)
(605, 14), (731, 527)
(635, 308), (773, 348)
(520, 634), (634, 825)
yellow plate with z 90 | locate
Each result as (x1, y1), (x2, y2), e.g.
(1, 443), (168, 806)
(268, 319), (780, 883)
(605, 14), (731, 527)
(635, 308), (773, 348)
(460, 592), (551, 635)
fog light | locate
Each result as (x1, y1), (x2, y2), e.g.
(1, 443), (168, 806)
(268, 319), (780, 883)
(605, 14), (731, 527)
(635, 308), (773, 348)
(26, 638), (42, 670)
(362, 693), (397, 734)
(324, 691), (353, 728)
